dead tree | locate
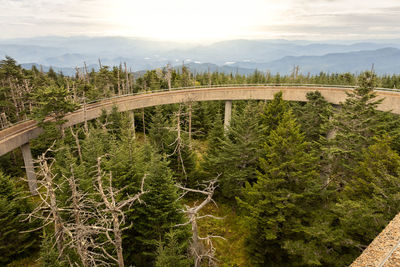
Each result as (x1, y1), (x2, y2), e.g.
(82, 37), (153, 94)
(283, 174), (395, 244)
(164, 64), (172, 90)
(124, 62), (130, 94)
(130, 110), (136, 139)
(70, 127), (83, 163)
(142, 108), (146, 140)
(82, 91), (89, 136)
(117, 66), (121, 96)
(0, 112), (10, 129)
(62, 167), (109, 267)
(176, 178), (224, 267)
(22, 146), (66, 257)
(168, 104), (187, 177)
(22, 148), (95, 265)
(94, 156), (148, 267)
(188, 102), (193, 143)
(84, 62), (89, 83)
(208, 66), (212, 87)
(22, 147), (147, 266)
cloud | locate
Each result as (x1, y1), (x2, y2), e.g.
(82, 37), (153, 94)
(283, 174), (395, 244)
(1, 0), (400, 40)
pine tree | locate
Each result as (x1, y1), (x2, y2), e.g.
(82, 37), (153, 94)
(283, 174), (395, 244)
(201, 111), (225, 178)
(155, 230), (192, 267)
(237, 110), (320, 266)
(190, 101), (223, 139)
(39, 235), (68, 267)
(334, 137), (400, 260)
(0, 171), (40, 265)
(106, 132), (189, 266)
(260, 91), (288, 138)
(327, 71), (386, 187)
(209, 102), (264, 201)
(297, 91), (332, 142)
(148, 105), (174, 152)
(31, 84), (77, 123)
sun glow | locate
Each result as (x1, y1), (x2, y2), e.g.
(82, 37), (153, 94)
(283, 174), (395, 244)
(109, 0), (287, 42)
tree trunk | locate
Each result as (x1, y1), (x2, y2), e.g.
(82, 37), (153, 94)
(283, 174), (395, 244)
(130, 110), (136, 139)
(124, 62), (130, 94)
(142, 108), (146, 140)
(70, 127), (83, 163)
(44, 161), (64, 253)
(113, 214), (125, 267)
(188, 103), (192, 142)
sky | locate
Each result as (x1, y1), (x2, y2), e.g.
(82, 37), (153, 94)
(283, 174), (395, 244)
(1, 0), (400, 42)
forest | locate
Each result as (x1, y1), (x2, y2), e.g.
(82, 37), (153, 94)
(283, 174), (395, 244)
(1, 56), (400, 266)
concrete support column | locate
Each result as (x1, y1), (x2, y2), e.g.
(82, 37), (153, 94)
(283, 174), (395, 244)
(21, 143), (37, 194)
(224, 100), (232, 131)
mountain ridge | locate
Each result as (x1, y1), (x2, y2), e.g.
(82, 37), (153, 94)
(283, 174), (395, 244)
(2, 37), (399, 75)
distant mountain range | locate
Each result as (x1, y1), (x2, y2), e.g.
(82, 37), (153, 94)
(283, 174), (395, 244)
(230, 48), (400, 75)
(1, 36), (400, 75)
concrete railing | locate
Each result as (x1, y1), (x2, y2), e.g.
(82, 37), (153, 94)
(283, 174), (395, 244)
(2, 84), (400, 156)
(1, 85), (399, 193)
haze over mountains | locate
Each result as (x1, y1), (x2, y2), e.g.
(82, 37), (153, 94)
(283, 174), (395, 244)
(1, 36), (400, 76)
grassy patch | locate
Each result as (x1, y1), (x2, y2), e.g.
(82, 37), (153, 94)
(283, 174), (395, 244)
(187, 200), (250, 266)
(7, 253), (40, 267)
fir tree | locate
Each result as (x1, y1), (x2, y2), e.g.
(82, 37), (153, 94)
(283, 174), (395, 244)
(211, 102), (264, 201)
(334, 137), (400, 259)
(31, 84), (77, 123)
(0, 171), (40, 265)
(155, 230), (192, 267)
(123, 152), (189, 266)
(297, 91), (332, 142)
(148, 105), (173, 152)
(260, 91), (288, 138)
(237, 110), (320, 266)
(327, 71), (386, 187)
(201, 111), (225, 178)
(105, 131), (189, 266)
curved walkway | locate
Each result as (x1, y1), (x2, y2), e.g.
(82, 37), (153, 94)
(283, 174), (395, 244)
(1, 85), (400, 156)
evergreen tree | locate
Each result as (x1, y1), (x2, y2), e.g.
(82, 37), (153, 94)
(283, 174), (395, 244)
(201, 111), (225, 178)
(260, 91), (288, 138)
(0, 171), (39, 265)
(122, 152), (189, 266)
(327, 71), (386, 187)
(190, 101), (223, 139)
(148, 105), (174, 152)
(297, 91), (332, 142)
(334, 137), (400, 259)
(31, 85), (77, 123)
(155, 230), (192, 267)
(39, 235), (68, 267)
(208, 102), (264, 201)
(237, 110), (320, 266)
(104, 128), (189, 266)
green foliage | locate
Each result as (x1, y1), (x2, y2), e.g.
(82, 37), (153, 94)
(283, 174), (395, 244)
(148, 105), (174, 152)
(326, 71), (389, 187)
(238, 110), (321, 266)
(0, 171), (39, 265)
(155, 230), (192, 267)
(190, 101), (223, 139)
(260, 91), (288, 137)
(201, 111), (225, 176)
(335, 137), (400, 250)
(205, 102), (264, 201)
(120, 151), (190, 266)
(4, 57), (400, 267)
(39, 235), (68, 267)
(31, 85), (77, 123)
(297, 91), (333, 142)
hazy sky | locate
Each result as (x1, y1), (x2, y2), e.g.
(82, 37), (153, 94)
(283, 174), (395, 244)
(1, 0), (400, 41)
